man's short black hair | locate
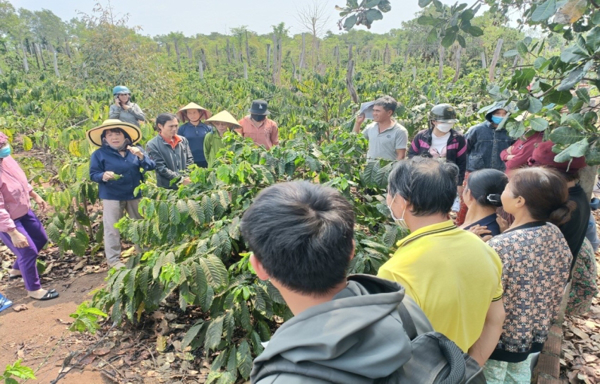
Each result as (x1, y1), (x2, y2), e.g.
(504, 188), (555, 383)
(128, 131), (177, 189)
(374, 95), (398, 113)
(241, 181), (355, 295)
(388, 157), (458, 216)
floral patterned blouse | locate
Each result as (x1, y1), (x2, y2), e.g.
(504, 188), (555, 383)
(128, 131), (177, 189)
(487, 222), (572, 362)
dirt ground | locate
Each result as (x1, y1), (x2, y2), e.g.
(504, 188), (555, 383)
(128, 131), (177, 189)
(0, 252), (110, 384)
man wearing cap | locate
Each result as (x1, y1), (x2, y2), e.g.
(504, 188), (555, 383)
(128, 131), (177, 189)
(352, 95), (408, 161)
(109, 85), (146, 127)
(88, 120), (156, 269)
(204, 111), (241, 168)
(0, 132), (59, 300)
(237, 100), (279, 149)
(177, 103), (212, 168)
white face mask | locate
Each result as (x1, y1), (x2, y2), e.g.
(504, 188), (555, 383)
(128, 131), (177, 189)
(387, 195), (409, 231)
(436, 122), (454, 133)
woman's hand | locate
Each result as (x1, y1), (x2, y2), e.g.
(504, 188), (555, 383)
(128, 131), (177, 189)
(9, 229), (29, 248)
(182, 177), (191, 186)
(127, 146), (144, 160)
(506, 146), (513, 155)
(122, 103), (130, 111)
(102, 171), (115, 182)
(31, 192), (49, 212)
(468, 225), (492, 242)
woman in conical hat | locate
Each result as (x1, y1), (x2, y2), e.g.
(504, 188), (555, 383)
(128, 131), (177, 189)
(204, 111), (241, 168)
(88, 119), (156, 269)
(177, 102), (212, 168)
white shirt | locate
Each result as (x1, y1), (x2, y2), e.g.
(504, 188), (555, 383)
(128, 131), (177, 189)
(431, 132), (451, 157)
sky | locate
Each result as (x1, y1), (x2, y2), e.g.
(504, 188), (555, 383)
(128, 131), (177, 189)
(8, 0), (475, 37)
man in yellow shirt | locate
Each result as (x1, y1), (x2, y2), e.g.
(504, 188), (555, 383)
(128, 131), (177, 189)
(378, 157), (505, 367)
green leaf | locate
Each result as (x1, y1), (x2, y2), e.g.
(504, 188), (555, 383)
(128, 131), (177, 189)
(517, 42), (528, 58)
(343, 15), (358, 30)
(363, 0), (380, 7)
(188, 200), (205, 224)
(504, 49), (518, 58)
(365, 9), (383, 23)
(377, 0), (391, 12)
(529, 117), (549, 131)
(441, 30), (457, 47)
(576, 87), (591, 103)
(418, 0), (433, 7)
(549, 126), (586, 145)
(560, 45), (589, 63)
(237, 340), (253, 380)
(592, 11), (600, 25)
(516, 98), (530, 111)
(544, 90), (573, 104)
(204, 316), (225, 351)
(554, 138), (589, 162)
(557, 67), (585, 91)
(457, 35), (466, 48)
(467, 25), (483, 37)
(531, 0), (558, 22)
(182, 321), (204, 349)
(417, 15), (440, 26)
(528, 97), (543, 113)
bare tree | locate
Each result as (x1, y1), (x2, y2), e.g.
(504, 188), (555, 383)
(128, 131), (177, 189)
(296, 0), (330, 70)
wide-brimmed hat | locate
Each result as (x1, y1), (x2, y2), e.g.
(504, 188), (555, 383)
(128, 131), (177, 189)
(86, 119), (142, 147)
(528, 140), (587, 174)
(206, 111), (241, 128)
(248, 100), (270, 115)
(177, 102), (212, 122)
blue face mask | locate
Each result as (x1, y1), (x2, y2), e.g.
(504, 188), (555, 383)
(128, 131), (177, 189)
(0, 145), (11, 159)
(491, 115), (504, 125)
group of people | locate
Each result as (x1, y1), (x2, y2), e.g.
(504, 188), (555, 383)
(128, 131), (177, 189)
(0, 86), (597, 383)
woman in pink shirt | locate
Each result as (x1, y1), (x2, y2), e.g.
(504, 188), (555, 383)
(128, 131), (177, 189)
(500, 131), (544, 177)
(0, 132), (58, 300)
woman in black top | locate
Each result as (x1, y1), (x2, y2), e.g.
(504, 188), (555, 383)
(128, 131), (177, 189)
(461, 169), (508, 238)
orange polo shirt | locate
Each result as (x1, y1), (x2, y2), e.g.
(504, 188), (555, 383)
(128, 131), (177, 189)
(237, 116), (279, 149)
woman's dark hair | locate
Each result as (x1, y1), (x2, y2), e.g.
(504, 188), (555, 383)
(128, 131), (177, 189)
(467, 169), (508, 208)
(510, 167), (576, 226)
(101, 128), (132, 142)
(155, 113), (178, 132)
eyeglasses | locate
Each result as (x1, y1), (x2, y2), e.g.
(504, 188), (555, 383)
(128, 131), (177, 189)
(117, 93), (130, 96)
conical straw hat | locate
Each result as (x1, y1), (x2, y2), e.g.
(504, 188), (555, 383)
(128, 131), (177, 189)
(86, 119), (141, 147)
(206, 111), (241, 128)
(177, 102), (212, 121)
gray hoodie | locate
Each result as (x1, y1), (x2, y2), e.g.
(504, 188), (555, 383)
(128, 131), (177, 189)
(251, 275), (432, 384)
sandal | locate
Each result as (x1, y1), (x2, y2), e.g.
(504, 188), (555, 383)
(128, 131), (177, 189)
(9, 274), (21, 280)
(31, 290), (59, 301)
(0, 293), (13, 312)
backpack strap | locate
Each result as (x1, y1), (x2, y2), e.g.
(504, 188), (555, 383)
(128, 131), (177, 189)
(398, 302), (418, 340)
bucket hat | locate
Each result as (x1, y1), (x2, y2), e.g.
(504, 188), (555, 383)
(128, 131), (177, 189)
(86, 119), (142, 147)
(249, 100), (270, 115)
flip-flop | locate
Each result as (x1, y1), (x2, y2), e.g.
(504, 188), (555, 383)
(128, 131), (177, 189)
(0, 293), (13, 312)
(8, 274), (22, 280)
(31, 290), (59, 301)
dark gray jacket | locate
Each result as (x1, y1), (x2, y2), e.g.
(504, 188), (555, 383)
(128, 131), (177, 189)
(466, 104), (514, 172)
(251, 275), (432, 384)
(109, 102), (145, 127)
(146, 135), (193, 189)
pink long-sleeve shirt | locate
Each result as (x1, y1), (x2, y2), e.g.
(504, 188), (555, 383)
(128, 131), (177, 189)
(0, 156), (33, 232)
(500, 131), (544, 174)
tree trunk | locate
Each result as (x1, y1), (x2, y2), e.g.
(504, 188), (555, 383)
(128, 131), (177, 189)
(166, 43), (171, 56)
(348, 44), (353, 61)
(174, 40), (181, 69)
(489, 38), (504, 82)
(346, 59), (359, 104)
(226, 39), (231, 63)
(201, 48), (208, 70)
(481, 51), (487, 69)
(39, 44), (47, 69)
(215, 45), (220, 64)
(272, 33), (278, 84)
(64, 37), (71, 58)
(453, 46), (462, 83)
(334, 45), (340, 68)
(186, 45), (193, 60)
(277, 37), (282, 84)
(580, 165), (598, 198)
(21, 43), (29, 73)
(51, 45), (60, 77)
(412, 66), (417, 82)
(298, 33), (305, 81)
(267, 43), (271, 71)
(244, 62), (248, 79)
(438, 45), (445, 80)
(199, 60), (204, 80)
(245, 31), (251, 66)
